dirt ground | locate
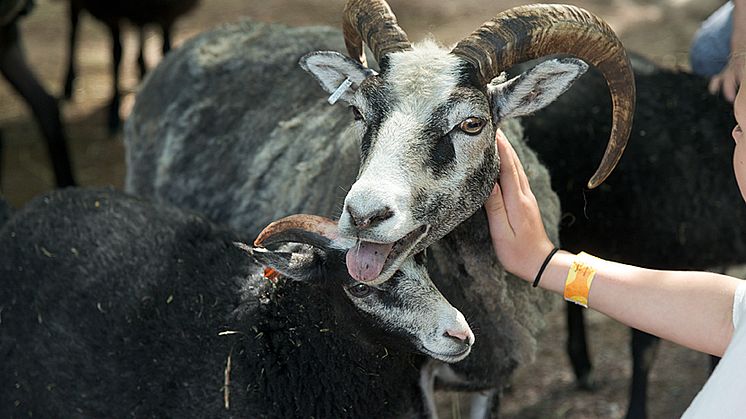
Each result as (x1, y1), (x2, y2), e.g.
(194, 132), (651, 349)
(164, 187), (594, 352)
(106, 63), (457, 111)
(0, 0), (729, 417)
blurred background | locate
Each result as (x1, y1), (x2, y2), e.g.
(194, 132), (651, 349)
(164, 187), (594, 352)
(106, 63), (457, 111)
(0, 0), (727, 417)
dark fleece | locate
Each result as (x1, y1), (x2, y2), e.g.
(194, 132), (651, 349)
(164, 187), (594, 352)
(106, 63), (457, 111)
(0, 188), (425, 418)
(522, 57), (746, 270)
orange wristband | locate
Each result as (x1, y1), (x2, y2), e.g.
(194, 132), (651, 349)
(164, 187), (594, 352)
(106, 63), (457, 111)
(564, 252), (602, 308)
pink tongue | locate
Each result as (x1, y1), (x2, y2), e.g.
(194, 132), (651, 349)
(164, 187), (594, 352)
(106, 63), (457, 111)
(346, 241), (395, 282)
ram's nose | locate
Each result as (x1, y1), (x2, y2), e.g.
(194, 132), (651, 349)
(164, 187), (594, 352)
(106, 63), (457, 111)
(345, 203), (395, 230)
(444, 328), (475, 345)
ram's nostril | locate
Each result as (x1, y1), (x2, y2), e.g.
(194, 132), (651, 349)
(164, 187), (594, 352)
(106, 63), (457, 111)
(346, 204), (363, 228)
(346, 205), (394, 230)
(369, 206), (394, 225)
(444, 329), (471, 343)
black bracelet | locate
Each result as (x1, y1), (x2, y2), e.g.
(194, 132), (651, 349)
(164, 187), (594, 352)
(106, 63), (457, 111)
(533, 247), (560, 288)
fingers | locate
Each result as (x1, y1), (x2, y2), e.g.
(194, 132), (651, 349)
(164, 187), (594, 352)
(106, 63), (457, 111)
(496, 129), (523, 199)
(708, 63), (741, 103)
(484, 182), (510, 227)
(709, 75), (723, 96)
(722, 72), (738, 103)
(496, 130), (526, 195)
(496, 128), (531, 195)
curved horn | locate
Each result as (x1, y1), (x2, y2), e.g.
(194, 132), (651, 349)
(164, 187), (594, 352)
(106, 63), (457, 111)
(451, 4), (635, 188)
(254, 214), (340, 249)
(342, 0), (412, 68)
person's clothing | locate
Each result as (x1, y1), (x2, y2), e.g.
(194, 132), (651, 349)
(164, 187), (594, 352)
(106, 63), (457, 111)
(690, 2), (734, 77)
(682, 280), (746, 417)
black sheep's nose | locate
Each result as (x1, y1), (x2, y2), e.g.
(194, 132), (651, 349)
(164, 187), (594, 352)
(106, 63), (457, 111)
(346, 204), (394, 230)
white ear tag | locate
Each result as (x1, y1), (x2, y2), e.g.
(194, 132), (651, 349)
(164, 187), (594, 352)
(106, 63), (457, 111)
(327, 78), (353, 105)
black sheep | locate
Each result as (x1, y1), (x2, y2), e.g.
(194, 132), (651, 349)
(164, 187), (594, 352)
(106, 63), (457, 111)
(62, 0), (199, 132)
(0, 187), (474, 417)
(521, 54), (742, 419)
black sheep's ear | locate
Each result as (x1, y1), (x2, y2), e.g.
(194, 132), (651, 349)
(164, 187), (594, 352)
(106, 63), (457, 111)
(235, 242), (325, 283)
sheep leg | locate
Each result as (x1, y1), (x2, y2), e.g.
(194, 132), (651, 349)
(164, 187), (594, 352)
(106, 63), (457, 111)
(418, 359), (439, 419)
(0, 128), (4, 191)
(469, 390), (498, 419)
(566, 302), (595, 390)
(62, 0), (81, 100)
(0, 26), (76, 187)
(161, 22), (172, 55)
(625, 329), (660, 419)
(106, 22), (122, 133)
(137, 27), (146, 79)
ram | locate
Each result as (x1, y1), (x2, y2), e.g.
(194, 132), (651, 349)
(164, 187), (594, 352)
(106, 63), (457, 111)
(125, 0), (635, 413)
(521, 56), (741, 419)
(0, 187), (478, 417)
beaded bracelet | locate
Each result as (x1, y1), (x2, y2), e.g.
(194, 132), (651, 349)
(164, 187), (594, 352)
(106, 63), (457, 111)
(564, 252), (602, 308)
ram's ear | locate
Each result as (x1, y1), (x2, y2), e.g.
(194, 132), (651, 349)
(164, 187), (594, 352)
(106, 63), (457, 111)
(489, 58), (588, 122)
(235, 243), (325, 283)
(300, 51), (375, 104)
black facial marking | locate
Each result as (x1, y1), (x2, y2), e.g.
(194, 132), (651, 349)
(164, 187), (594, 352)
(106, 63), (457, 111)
(424, 103), (457, 177)
(459, 145), (498, 210)
(358, 77), (391, 164)
(374, 272), (411, 310)
(430, 132), (456, 177)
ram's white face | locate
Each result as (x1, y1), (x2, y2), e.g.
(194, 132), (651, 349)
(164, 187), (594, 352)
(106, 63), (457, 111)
(302, 42), (587, 284)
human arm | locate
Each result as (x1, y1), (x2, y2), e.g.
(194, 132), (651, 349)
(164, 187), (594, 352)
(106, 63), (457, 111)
(485, 129), (741, 356)
(709, 0), (746, 103)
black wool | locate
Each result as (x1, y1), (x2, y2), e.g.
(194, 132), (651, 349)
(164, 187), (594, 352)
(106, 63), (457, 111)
(0, 188), (425, 418)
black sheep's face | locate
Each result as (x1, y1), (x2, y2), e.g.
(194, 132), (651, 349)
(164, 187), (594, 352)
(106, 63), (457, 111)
(247, 244), (474, 363)
(301, 46), (588, 285)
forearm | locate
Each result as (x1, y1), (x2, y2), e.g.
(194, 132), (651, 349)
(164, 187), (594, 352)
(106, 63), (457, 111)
(526, 251), (740, 357)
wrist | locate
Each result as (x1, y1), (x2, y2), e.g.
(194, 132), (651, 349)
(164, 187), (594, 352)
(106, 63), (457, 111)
(511, 242), (558, 282)
(532, 247), (560, 288)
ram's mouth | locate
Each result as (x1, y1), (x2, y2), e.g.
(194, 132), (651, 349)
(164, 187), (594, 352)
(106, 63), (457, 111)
(346, 224), (429, 284)
(421, 345), (472, 363)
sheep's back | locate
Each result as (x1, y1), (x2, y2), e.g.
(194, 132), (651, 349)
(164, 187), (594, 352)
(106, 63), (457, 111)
(0, 188), (250, 417)
(125, 20), (360, 241)
(522, 58), (745, 269)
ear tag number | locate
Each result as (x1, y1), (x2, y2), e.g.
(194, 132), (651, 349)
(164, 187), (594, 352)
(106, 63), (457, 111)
(328, 77), (353, 105)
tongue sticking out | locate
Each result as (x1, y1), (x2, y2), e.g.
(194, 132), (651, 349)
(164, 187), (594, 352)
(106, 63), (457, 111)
(346, 241), (395, 282)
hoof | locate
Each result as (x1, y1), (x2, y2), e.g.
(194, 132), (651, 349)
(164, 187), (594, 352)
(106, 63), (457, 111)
(575, 371), (596, 391)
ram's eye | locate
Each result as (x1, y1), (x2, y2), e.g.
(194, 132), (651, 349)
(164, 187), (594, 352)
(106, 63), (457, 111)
(347, 283), (373, 298)
(350, 106), (364, 121)
(459, 117), (485, 135)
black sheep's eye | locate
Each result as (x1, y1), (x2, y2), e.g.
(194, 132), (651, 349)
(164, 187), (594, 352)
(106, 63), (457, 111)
(347, 283), (373, 298)
(459, 117), (485, 135)
(350, 106), (365, 122)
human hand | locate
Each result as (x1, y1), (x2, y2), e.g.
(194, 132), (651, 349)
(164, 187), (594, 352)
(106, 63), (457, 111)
(484, 129), (555, 281)
(708, 55), (744, 103)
